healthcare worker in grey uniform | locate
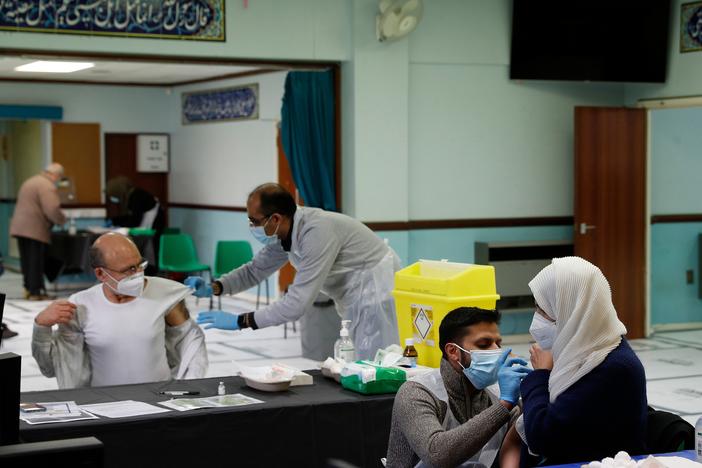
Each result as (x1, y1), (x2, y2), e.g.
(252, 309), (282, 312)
(186, 183), (401, 360)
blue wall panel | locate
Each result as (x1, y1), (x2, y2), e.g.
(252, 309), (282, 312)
(650, 222), (702, 325)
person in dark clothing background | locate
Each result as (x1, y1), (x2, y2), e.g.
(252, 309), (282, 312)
(499, 257), (648, 468)
(106, 177), (165, 275)
(105, 176), (164, 233)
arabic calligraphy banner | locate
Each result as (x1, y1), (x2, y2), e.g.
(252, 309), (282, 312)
(0, 0), (225, 41)
(182, 83), (259, 124)
(682, 1), (702, 52)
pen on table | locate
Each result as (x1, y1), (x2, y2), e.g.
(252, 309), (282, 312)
(158, 390), (200, 396)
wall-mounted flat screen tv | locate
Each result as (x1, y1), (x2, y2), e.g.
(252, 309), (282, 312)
(510, 0), (671, 83)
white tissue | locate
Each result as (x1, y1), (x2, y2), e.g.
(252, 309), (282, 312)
(584, 451), (702, 468)
(374, 345), (404, 367)
(236, 364), (296, 383)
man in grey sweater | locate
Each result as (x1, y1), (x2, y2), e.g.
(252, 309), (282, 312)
(386, 307), (531, 468)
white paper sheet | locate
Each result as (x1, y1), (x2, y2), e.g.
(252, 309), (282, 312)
(20, 401), (98, 425)
(652, 457), (702, 468)
(80, 400), (170, 418)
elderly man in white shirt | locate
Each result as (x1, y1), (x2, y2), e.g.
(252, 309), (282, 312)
(32, 232), (207, 388)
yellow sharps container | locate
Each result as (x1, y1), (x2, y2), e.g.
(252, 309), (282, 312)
(392, 260), (500, 368)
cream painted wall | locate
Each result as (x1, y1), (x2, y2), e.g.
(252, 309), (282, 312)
(343, 0), (409, 221)
(409, 66), (625, 219)
(168, 72), (287, 206)
(405, 0), (625, 220)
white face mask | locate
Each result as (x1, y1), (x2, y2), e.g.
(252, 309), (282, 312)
(103, 270), (145, 297)
(529, 313), (557, 350)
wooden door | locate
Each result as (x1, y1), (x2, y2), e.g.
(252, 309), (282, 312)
(52, 122), (101, 204)
(104, 133), (168, 223)
(574, 107), (647, 338)
(277, 126), (303, 293)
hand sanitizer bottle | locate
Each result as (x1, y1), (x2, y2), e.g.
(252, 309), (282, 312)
(218, 381), (225, 396)
(334, 320), (356, 363)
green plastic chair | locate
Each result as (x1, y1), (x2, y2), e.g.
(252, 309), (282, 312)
(214, 240), (269, 310)
(159, 233), (212, 308)
(159, 233), (211, 275)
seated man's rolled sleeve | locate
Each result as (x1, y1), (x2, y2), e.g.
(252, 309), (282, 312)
(166, 319), (208, 379)
(32, 317), (91, 388)
(32, 323), (56, 377)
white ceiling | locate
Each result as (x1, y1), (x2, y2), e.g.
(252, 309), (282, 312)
(0, 56), (274, 85)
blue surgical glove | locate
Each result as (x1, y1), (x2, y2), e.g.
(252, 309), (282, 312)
(497, 349), (533, 404)
(196, 310), (240, 330)
(184, 276), (213, 298)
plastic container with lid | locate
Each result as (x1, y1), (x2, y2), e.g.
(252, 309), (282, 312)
(392, 260), (500, 368)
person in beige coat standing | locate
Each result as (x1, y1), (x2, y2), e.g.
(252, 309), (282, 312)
(10, 163), (66, 299)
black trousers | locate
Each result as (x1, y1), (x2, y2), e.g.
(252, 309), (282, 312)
(16, 237), (46, 295)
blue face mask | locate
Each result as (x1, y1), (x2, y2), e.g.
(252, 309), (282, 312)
(249, 217), (280, 246)
(451, 343), (503, 389)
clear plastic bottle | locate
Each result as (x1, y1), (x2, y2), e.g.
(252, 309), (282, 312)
(403, 338), (418, 368)
(696, 415), (702, 462)
(334, 320), (356, 363)
(217, 381), (225, 396)
(68, 217), (77, 235)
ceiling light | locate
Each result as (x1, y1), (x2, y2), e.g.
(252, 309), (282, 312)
(14, 61), (95, 73)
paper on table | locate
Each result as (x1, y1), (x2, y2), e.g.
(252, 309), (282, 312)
(20, 401), (98, 425)
(158, 393), (264, 412)
(650, 457), (702, 468)
(80, 400), (170, 418)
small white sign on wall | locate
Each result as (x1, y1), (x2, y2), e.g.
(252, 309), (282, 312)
(137, 134), (169, 173)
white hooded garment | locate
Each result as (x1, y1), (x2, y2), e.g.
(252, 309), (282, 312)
(528, 256), (627, 403)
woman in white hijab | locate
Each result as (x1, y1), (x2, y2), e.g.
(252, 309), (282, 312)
(500, 257), (648, 467)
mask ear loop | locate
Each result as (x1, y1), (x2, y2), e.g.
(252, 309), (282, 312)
(100, 269), (123, 295)
(271, 217), (280, 237)
(450, 343), (470, 369)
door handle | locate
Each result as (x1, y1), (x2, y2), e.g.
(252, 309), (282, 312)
(579, 223), (596, 235)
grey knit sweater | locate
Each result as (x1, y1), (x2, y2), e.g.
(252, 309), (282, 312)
(385, 359), (520, 468)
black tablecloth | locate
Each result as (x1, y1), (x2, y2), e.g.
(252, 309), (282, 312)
(19, 372), (395, 468)
(47, 231), (156, 279)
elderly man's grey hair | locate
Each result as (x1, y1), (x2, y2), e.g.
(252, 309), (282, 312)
(45, 162), (65, 177)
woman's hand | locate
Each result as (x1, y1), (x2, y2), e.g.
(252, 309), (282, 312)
(529, 343), (554, 370)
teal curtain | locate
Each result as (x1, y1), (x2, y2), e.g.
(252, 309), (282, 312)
(280, 70), (337, 211)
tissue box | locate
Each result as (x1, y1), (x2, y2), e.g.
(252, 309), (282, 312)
(340, 361), (407, 395)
